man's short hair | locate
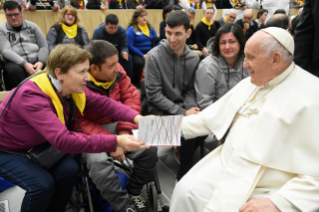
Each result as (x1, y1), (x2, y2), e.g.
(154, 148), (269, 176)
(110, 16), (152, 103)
(162, 5), (175, 21)
(265, 14), (290, 29)
(4, 1), (21, 12)
(204, 6), (214, 12)
(243, 9), (254, 17)
(86, 40), (118, 67)
(186, 7), (195, 17)
(166, 11), (190, 31)
(227, 9), (237, 15)
(257, 9), (268, 19)
(274, 9), (286, 15)
(105, 14), (119, 25)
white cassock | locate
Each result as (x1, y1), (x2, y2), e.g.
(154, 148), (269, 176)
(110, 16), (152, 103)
(170, 63), (319, 212)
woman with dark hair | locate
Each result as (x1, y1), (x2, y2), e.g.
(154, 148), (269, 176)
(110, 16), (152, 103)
(195, 23), (249, 109)
(288, 14), (302, 38)
(126, 9), (158, 86)
(46, 5), (89, 51)
(159, 5), (175, 40)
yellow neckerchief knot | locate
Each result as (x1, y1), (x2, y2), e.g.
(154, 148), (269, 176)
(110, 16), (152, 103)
(88, 72), (116, 90)
(117, 0), (123, 7)
(61, 23), (78, 39)
(224, 15), (228, 23)
(30, 72), (86, 124)
(138, 24), (150, 37)
(201, 17), (213, 30)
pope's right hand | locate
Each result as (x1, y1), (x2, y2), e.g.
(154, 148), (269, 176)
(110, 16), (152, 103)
(117, 134), (149, 152)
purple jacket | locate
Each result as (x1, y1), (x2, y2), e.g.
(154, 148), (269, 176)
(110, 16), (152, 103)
(0, 80), (139, 153)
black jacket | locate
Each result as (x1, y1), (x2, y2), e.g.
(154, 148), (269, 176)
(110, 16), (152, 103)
(145, 0), (167, 9)
(294, 0), (319, 77)
(236, 19), (259, 41)
(86, 0), (103, 9)
(186, 24), (196, 46)
(195, 21), (220, 50)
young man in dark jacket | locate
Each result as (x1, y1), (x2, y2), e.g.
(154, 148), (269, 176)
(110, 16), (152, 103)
(76, 40), (157, 212)
(195, 6), (220, 56)
(145, 11), (205, 181)
(91, 14), (133, 79)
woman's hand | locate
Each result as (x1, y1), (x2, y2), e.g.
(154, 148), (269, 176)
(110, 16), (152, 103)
(133, 114), (143, 125)
(117, 134), (149, 152)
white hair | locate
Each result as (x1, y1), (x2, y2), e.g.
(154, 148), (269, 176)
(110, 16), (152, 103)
(257, 32), (293, 64)
(227, 9), (237, 15)
(243, 9), (254, 17)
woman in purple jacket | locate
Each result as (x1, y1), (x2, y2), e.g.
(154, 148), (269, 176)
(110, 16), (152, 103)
(0, 44), (148, 212)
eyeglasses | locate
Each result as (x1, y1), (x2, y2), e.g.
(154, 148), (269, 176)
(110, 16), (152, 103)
(65, 13), (75, 17)
(139, 14), (147, 17)
(5, 12), (21, 18)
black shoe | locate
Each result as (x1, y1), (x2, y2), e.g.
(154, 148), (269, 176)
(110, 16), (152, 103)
(130, 194), (148, 212)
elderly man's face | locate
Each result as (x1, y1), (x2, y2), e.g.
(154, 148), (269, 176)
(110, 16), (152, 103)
(227, 12), (237, 23)
(243, 12), (253, 24)
(243, 33), (275, 86)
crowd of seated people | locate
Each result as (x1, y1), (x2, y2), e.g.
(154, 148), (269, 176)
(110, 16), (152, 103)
(0, 0), (313, 211)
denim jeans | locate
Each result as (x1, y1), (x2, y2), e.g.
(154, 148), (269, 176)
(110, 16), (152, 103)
(0, 153), (79, 212)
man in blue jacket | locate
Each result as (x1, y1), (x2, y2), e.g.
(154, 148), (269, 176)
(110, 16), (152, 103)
(91, 14), (133, 79)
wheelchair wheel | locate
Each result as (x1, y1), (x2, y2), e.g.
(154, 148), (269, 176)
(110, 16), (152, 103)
(148, 182), (158, 212)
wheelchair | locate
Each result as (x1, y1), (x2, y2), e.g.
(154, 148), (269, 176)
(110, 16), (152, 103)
(68, 154), (169, 212)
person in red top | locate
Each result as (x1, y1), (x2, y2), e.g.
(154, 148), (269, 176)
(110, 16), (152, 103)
(75, 40), (157, 212)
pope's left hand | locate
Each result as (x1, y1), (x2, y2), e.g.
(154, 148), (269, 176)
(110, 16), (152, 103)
(239, 198), (280, 212)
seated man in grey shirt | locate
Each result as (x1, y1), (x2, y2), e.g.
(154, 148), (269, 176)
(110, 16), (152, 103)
(0, 1), (49, 90)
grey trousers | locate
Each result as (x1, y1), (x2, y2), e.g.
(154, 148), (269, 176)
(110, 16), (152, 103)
(82, 123), (158, 212)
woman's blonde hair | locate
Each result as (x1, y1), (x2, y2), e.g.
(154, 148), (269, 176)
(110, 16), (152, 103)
(46, 44), (92, 78)
(58, 5), (81, 26)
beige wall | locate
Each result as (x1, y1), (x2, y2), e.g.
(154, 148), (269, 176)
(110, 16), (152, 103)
(0, 9), (299, 39)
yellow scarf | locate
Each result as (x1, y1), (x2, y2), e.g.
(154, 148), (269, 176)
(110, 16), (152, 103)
(138, 24), (150, 37)
(88, 73), (116, 90)
(232, 0), (239, 5)
(61, 23), (78, 39)
(201, 17), (213, 30)
(295, 0), (303, 4)
(117, 0), (123, 7)
(224, 15), (228, 23)
(30, 72), (86, 124)
(206, 2), (213, 7)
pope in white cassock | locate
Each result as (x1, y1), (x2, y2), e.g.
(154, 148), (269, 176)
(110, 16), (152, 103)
(170, 27), (319, 212)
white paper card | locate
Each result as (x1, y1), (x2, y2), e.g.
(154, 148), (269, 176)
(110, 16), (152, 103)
(137, 115), (183, 146)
